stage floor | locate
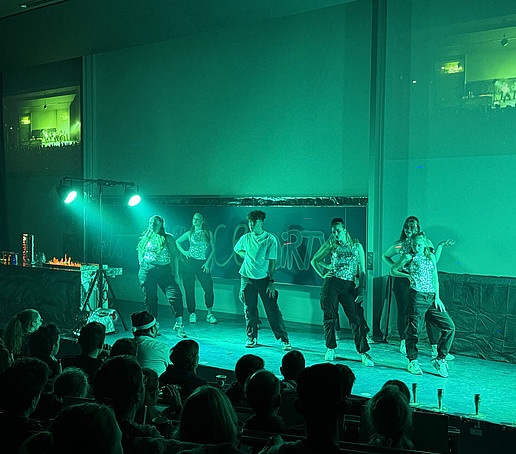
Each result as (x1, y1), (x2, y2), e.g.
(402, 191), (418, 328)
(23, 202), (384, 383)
(108, 302), (516, 427)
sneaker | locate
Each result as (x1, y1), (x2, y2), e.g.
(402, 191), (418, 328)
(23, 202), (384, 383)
(431, 344), (455, 361)
(431, 357), (449, 378)
(366, 334), (375, 344)
(189, 313), (197, 323)
(206, 313), (218, 324)
(400, 339), (407, 355)
(408, 360), (423, 375)
(245, 338), (257, 348)
(280, 339), (292, 351)
(173, 323), (187, 338)
(361, 352), (374, 367)
(324, 348), (335, 361)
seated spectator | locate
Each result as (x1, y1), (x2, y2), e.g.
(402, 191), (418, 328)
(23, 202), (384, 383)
(94, 355), (162, 454)
(2, 309), (42, 360)
(382, 379), (411, 402)
(61, 322), (106, 382)
(280, 350), (305, 393)
(29, 323), (61, 378)
(226, 354), (264, 406)
(0, 338), (12, 373)
(0, 357), (51, 454)
(159, 339), (207, 400)
(266, 363), (348, 454)
(131, 311), (170, 375)
(365, 384), (414, 450)
(244, 369), (287, 434)
(175, 385), (239, 446)
(111, 337), (138, 358)
(54, 367), (90, 400)
(51, 402), (123, 454)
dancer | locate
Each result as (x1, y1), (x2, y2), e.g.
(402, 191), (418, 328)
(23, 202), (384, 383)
(234, 210), (291, 350)
(311, 218), (374, 366)
(382, 216), (454, 357)
(137, 215), (186, 338)
(391, 232), (455, 377)
(176, 213), (217, 324)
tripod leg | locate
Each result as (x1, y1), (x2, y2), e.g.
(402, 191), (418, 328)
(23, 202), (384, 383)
(104, 274), (128, 331)
(82, 269), (100, 312)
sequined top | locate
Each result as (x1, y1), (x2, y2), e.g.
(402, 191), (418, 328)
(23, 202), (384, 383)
(142, 235), (171, 265)
(398, 239), (412, 272)
(328, 242), (360, 281)
(409, 253), (435, 293)
(189, 230), (209, 261)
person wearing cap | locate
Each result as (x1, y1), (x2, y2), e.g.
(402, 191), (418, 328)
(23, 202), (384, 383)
(137, 215), (187, 338)
(132, 311), (171, 376)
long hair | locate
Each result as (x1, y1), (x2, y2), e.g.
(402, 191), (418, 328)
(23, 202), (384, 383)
(169, 339), (199, 370)
(189, 213), (210, 243)
(136, 215), (169, 258)
(176, 385), (238, 446)
(399, 216), (420, 241)
(2, 309), (40, 358)
(411, 232), (432, 260)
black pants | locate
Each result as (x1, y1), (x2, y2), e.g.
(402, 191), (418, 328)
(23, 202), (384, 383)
(405, 289), (455, 361)
(392, 276), (441, 343)
(239, 276), (288, 342)
(182, 258), (214, 314)
(320, 277), (369, 353)
(138, 262), (183, 318)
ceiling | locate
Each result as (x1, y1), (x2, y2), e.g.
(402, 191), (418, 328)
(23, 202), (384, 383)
(0, 0), (356, 71)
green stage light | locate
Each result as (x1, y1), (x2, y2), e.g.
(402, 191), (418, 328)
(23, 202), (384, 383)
(125, 186), (141, 206)
(56, 179), (81, 204)
(64, 189), (78, 204)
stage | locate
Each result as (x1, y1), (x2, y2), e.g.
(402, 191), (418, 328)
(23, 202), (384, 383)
(104, 301), (516, 428)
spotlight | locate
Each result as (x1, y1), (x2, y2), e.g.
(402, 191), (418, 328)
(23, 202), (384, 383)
(501, 35), (509, 47)
(56, 178), (81, 204)
(124, 186), (141, 206)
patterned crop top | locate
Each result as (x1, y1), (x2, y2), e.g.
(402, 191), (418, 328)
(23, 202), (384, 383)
(141, 235), (171, 265)
(409, 253), (435, 293)
(189, 230), (209, 261)
(328, 242), (359, 281)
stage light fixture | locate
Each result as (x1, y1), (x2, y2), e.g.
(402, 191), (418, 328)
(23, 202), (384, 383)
(501, 35), (509, 47)
(56, 178), (81, 204)
(125, 186), (142, 206)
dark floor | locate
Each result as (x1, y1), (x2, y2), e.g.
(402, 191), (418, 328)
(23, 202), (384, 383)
(103, 301), (516, 428)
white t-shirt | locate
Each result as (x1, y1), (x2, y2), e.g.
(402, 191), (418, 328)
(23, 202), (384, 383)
(234, 231), (278, 279)
(135, 335), (171, 376)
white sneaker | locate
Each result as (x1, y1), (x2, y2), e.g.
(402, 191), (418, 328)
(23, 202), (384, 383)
(366, 334), (375, 344)
(189, 313), (197, 323)
(431, 357), (449, 378)
(280, 339), (292, 351)
(245, 337), (257, 348)
(361, 353), (374, 367)
(206, 313), (217, 324)
(408, 359), (423, 375)
(431, 344), (455, 361)
(324, 348), (335, 361)
(173, 323), (187, 338)
(400, 339), (407, 355)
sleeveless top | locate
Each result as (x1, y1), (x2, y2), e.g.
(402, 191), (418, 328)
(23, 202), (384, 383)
(142, 235), (171, 265)
(328, 241), (359, 281)
(409, 253), (435, 293)
(189, 230), (209, 261)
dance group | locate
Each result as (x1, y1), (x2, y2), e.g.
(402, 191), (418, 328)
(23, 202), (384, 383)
(137, 211), (456, 378)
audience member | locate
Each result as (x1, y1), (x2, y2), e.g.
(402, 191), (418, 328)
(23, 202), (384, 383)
(280, 350), (305, 393)
(0, 338), (12, 373)
(175, 385), (239, 446)
(365, 384), (414, 450)
(159, 339), (207, 400)
(29, 323), (61, 378)
(111, 337), (138, 357)
(51, 402), (123, 454)
(61, 322), (106, 382)
(54, 366), (89, 400)
(244, 369), (287, 434)
(132, 310), (171, 375)
(2, 309), (42, 360)
(382, 379), (411, 402)
(266, 363), (347, 454)
(0, 357), (51, 454)
(94, 355), (162, 454)
(226, 354), (264, 406)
